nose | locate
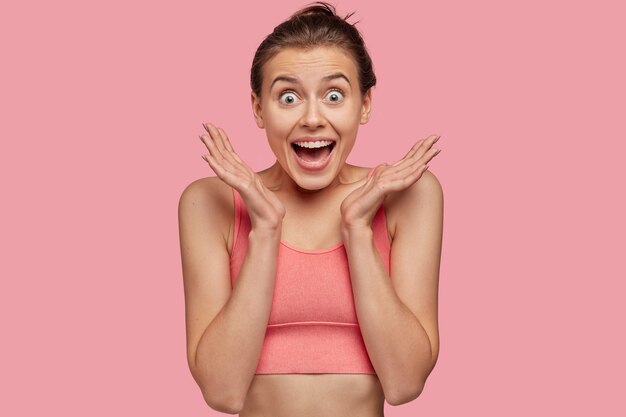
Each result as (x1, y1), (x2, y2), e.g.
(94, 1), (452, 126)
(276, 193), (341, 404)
(299, 99), (326, 129)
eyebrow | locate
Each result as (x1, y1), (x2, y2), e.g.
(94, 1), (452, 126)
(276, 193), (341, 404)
(269, 72), (351, 91)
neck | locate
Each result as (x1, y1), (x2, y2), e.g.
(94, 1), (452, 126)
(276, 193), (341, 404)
(263, 160), (355, 201)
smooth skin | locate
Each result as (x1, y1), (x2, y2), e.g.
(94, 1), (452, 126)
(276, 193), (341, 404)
(178, 46), (443, 416)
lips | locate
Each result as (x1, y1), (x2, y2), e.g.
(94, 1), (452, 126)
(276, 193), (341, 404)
(290, 139), (336, 171)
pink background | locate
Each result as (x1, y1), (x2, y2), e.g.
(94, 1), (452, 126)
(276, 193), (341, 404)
(2, 0), (624, 415)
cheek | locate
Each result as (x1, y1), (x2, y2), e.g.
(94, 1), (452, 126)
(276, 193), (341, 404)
(329, 107), (361, 131)
(265, 107), (295, 130)
(264, 114), (291, 151)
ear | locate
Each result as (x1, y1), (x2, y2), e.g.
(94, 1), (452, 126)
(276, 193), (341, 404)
(359, 89), (372, 125)
(251, 91), (265, 129)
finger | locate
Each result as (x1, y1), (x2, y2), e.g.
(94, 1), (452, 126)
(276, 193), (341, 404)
(411, 146), (441, 168)
(201, 123), (252, 175)
(393, 136), (441, 170)
(201, 122), (217, 147)
(201, 132), (239, 174)
(202, 124), (239, 169)
(402, 149), (438, 175)
(214, 126), (240, 166)
(391, 136), (433, 168)
(411, 135), (440, 160)
(394, 154), (424, 177)
(377, 158), (421, 186)
(217, 127), (236, 154)
(200, 123), (222, 155)
(204, 152), (250, 190)
(380, 150), (423, 175)
(392, 139), (425, 167)
(201, 133), (276, 212)
(204, 123), (231, 161)
(209, 125), (254, 176)
(376, 163), (429, 193)
(424, 147), (442, 164)
(215, 127), (256, 176)
(405, 137), (430, 157)
(202, 153), (227, 178)
(381, 150), (432, 183)
(376, 139), (436, 186)
(397, 164), (430, 189)
(200, 132), (226, 163)
(409, 134), (440, 157)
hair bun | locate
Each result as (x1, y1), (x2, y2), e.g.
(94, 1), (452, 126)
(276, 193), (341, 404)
(290, 2), (337, 19)
(250, 1), (375, 98)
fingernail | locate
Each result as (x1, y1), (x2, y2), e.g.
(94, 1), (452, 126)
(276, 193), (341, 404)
(203, 123), (210, 131)
(434, 135), (441, 143)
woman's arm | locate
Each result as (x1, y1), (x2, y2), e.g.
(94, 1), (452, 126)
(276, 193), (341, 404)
(178, 179), (281, 414)
(180, 122), (285, 414)
(339, 134), (442, 405)
(343, 171), (443, 406)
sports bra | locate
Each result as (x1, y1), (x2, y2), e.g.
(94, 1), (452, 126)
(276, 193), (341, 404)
(229, 168), (391, 374)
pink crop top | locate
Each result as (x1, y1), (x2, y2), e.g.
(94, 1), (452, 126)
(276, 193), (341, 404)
(229, 169), (391, 374)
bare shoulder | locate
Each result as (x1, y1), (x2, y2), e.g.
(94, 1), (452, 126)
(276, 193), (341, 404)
(384, 170), (444, 240)
(179, 175), (233, 207)
(178, 176), (235, 254)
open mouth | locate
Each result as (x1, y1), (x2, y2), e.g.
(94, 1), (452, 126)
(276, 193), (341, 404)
(291, 141), (336, 164)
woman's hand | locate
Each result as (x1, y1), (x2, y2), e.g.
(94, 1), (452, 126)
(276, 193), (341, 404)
(340, 134), (442, 233)
(200, 122), (286, 232)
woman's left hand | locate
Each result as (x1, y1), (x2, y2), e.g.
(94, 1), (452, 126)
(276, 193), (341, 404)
(340, 134), (442, 234)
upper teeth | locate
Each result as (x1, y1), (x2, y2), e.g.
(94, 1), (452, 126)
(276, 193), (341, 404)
(294, 140), (333, 149)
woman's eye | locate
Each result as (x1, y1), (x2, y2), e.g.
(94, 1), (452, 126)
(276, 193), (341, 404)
(279, 91), (298, 105)
(326, 89), (344, 103)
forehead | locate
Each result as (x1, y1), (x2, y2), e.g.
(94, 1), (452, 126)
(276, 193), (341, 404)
(263, 46), (358, 88)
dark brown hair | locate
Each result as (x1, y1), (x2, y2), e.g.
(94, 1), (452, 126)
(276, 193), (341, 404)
(250, 1), (376, 98)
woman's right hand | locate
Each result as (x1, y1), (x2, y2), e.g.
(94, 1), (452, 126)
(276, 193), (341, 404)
(200, 122), (286, 232)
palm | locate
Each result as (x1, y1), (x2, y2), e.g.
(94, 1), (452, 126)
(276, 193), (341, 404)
(200, 122), (285, 229)
(341, 134), (442, 229)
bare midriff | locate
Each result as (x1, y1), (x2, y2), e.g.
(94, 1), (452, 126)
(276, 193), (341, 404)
(239, 373), (385, 417)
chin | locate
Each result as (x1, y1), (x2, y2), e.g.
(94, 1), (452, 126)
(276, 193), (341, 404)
(291, 175), (332, 192)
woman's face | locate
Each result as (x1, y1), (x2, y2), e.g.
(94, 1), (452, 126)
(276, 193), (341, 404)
(251, 46), (372, 190)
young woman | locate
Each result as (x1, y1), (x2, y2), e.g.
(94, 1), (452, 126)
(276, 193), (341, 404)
(178, 3), (443, 416)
